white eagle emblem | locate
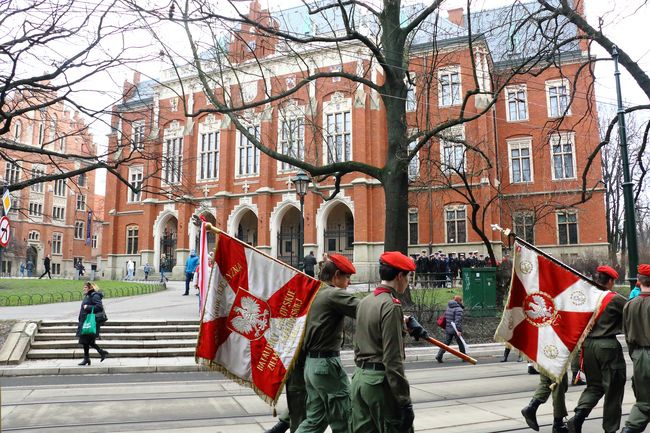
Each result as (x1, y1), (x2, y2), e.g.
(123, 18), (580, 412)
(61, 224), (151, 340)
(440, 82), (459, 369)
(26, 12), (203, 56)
(231, 296), (269, 338)
(527, 294), (553, 319)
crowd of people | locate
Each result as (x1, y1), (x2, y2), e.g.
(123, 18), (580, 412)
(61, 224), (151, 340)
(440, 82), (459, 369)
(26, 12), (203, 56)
(414, 249), (495, 288)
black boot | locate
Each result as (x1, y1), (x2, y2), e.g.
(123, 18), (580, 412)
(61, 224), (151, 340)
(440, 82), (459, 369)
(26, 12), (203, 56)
(100, 349), (109, 362)
(552, 417), (568, 433)
(521, 398), (542, 431)
(567, 409), (589, 433)
(621, 428), (641, 433)
(264, 420), (289, 433)
(501, 348), (510, 362)
(78, 357), (91, 366)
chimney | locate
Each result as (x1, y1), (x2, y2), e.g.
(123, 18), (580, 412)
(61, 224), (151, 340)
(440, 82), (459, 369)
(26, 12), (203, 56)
(133, 71), (141, 85)
(447, 8), (465, 27)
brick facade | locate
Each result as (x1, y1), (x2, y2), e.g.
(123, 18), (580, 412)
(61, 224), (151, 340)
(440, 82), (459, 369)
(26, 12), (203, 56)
(101, 3), (607, 281)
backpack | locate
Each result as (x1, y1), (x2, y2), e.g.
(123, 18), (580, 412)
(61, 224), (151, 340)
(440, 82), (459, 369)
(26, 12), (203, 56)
(437, 313), (447, 329)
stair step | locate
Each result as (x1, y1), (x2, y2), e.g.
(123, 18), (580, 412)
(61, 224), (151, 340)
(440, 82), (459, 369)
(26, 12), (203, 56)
(34, 332), (197, 341)
(37, 325), (199, 334)
(30, 339), (197, 349)
(39, 320), (198, 327)
(27, 348), (195, 359)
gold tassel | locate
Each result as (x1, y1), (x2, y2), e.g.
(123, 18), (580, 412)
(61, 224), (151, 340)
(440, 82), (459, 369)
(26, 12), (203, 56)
(549, 382), (557, 391)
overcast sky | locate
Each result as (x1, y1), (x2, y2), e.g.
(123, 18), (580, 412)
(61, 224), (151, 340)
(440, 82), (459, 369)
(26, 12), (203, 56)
(88, 0), (650, 195)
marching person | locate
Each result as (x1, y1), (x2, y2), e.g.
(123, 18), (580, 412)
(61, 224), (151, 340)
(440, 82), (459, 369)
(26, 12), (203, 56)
(521, 372), (569, 433)
(621, 264), (650, 433)
(436, 295), (466, 363)
(350, 251), (415, 433)
(567, 265), (626, 433)
(295, 254), (359, 433)
(76, 282), (108, 366)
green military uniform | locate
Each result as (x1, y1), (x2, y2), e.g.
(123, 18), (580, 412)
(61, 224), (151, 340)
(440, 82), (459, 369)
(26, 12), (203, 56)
(572, 292), (627, 433)
(350, 284), (412, 433)
(274, 353), (307, 433)
(622, 293), (650, 432)
(533, 373), (569, 417)
(296, 285), (359, 433)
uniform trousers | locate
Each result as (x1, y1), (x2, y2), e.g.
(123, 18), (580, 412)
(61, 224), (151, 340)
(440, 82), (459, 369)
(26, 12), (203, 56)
(279, 357), (307, 432)
(575, 338), (626, 433)
(350, 368), (412, 433)
(625, 348), (650, 431)
(533, 373), (568, 418)
(296, 356), (350, 433)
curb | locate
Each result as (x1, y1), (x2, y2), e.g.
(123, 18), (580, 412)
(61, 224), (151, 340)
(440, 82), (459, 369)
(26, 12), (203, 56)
(0, 321), (39, 365)
(0, 343), (508, 377)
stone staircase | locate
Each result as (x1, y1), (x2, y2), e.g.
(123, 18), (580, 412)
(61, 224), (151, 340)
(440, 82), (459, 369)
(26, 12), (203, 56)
(27, 320), (199, 360)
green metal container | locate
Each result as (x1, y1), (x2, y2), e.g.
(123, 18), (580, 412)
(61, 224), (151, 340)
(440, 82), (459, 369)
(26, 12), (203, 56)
(462, 267), (497, 317)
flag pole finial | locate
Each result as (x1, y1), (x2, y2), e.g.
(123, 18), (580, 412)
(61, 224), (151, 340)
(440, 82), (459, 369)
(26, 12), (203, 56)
(491, 224), (512, 236)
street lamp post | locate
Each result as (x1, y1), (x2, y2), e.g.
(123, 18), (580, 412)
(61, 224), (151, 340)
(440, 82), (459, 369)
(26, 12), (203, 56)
(612, 46), (639, 288)
(291, 171), (310, 272)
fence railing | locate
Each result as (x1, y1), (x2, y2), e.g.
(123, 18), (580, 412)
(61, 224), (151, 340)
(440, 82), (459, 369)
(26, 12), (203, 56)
(0, 282), (166, 307)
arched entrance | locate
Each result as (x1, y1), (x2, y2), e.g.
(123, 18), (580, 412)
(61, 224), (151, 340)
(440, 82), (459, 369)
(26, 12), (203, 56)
(160, 217), (178, 272)
(236, 210), (258, 246)
(194, 212), (217, 254)
(324, 203), (354, 260)
(277, 206), (301, 268)
(26, 246), (38, 275)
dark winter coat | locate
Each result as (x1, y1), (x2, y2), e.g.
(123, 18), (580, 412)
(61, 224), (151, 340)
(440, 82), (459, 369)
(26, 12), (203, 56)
(444, 299), (464, 334)
(76, 290), (105, 344)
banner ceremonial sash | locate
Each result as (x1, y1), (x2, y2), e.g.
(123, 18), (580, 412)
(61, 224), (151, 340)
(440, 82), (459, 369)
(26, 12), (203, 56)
(495, 239), (613, 382)
(195, 228), (322, 405)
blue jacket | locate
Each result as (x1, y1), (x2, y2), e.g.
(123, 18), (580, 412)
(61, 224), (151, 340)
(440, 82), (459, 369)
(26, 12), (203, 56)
(185, 254), (199, 273)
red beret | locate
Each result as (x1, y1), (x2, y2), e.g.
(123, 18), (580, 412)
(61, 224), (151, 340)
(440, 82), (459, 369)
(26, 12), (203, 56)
(596, 265), (619, 280)
(638, 264), (650, 277)
(380, 251), (416, 272)
(329, 254), (356, 274)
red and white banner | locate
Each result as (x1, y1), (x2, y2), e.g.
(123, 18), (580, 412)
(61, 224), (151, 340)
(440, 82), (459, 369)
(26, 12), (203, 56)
(495, 240), (612, 381)
(195, 231), (322, 405)
(197, 221), (210, 313)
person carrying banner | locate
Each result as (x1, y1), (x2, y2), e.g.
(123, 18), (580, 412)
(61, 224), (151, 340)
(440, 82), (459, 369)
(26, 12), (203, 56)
(521, 372), (569, 432)
(350, 251), (415, 433)
(621, 264), (650, 433)
(294, 254), (359, 433)
(567, 265), (627, 433)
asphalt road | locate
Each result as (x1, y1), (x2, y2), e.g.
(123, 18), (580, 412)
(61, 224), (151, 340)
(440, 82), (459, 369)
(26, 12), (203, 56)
(0, 359), (638, 433)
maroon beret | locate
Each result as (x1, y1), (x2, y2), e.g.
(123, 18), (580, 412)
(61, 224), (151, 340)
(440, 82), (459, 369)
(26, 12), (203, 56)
(638, 264), (650, 277)
(380, 251), (416, 272)
(596, 265), (619, 280)
(329, 254), (356, 274)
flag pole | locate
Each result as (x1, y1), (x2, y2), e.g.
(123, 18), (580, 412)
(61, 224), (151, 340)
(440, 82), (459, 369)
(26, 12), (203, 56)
(491, 224), (602, 288)
(203, 222), (317, 278)
(425, 336), (477, 364)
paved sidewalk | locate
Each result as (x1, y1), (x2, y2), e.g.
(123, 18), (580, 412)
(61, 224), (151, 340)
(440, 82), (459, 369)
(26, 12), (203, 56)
(0, 281), (503, 376)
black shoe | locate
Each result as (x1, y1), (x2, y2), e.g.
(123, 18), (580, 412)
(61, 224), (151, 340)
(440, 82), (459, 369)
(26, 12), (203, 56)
(436, 357), (443, 363)
(552, 421), (569, 433)
(100, 350), (109, 362)
(182, 293), (189, 296)
(528, 366), (539, 375)
(621, 428), (641, 433)
(264, 420), (290, 433)
(78, 358), (91, 366)
(500, 357), (508, 362)
(567, 409), (589, 433)
(521, 400), (540, 431)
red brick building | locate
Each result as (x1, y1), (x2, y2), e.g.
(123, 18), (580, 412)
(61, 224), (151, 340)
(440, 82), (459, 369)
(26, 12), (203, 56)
(1, 98), (103, 277)
(101, 2), (607, 281)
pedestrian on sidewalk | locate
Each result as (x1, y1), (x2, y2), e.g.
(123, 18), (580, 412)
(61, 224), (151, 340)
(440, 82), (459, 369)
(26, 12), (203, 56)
(621, 264), (650, 433)
(350, 251), (415, 433)
(184, 250), (199, 296)
(160, 255), (169, 283)
(39, 255), (52, 279)
(521, 372), (569, 433)
(567, 265), (626, 433)
(19, 261), (25, 278)
(143, 262), (151, 281)
(76, 282), (109, 366)
(436, 295), (466, 363)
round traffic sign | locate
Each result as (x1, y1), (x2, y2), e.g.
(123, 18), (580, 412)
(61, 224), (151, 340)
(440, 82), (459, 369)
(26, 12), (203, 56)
(0, 216), (10, 247)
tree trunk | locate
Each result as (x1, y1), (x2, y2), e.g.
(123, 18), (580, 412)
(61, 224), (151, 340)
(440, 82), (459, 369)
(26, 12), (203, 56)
(382, 171), (410, 253)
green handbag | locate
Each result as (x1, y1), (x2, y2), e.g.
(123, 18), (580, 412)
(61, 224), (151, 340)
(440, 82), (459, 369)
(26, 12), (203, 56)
(81, 307), (97, 335)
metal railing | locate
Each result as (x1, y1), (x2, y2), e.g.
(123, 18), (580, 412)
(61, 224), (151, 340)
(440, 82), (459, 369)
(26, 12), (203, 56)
(0, 282), (166, 307)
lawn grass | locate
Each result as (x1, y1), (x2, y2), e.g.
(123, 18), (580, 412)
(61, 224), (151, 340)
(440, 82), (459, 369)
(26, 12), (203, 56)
(0, 279), (165, 306)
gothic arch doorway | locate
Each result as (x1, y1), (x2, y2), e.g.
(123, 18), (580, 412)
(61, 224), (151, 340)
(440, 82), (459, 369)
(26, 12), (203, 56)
(236, 210), (258, 246)
(277, 206), (301, 268)
(324, 203), (354, 260)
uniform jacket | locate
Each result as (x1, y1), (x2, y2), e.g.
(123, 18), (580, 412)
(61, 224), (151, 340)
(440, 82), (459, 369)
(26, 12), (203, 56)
(444, 299), (464, 334)
(623, 294), (650, 354)
(302, 285), (358, 352)
(354, 284), (410, 407)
